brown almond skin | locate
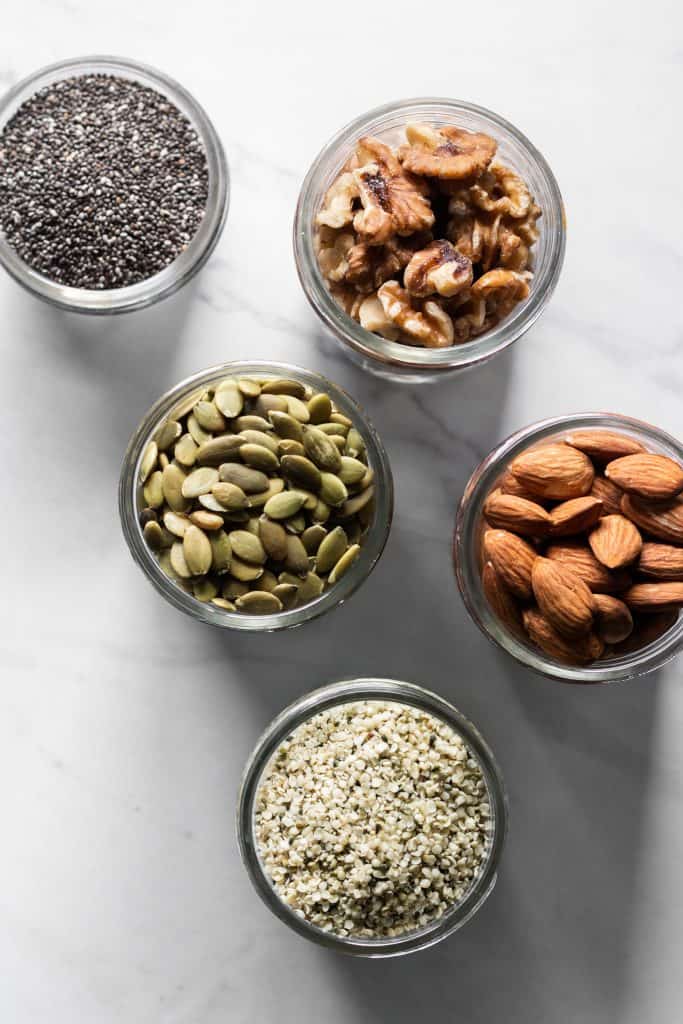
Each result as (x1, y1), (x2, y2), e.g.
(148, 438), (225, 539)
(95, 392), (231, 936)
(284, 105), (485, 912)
(605, 453), (683, 501)
(482, 561), (525, 639)
(522, 607), (604, 666)
(591, 476), (624, 516)
(499, 470), (548, 504)
(564, 430), (646, 463)
(622, 582), (683, 613)
(588, 514), (642, 569)
(613, 610), (679, 655)
(546, 540), (631, 594)
(483, 491), (551, 538)
(483, 529), (537, 601)
(621, 493), (683, 544)
(638, 542), (683, 581)
(531, 557), (596, 637)
(593, 594), (634, 644)
(549, 496), (603, 537)
(510, 443), (595, 501)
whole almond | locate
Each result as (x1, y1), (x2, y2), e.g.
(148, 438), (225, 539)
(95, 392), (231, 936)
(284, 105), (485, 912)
(621, 493), (683, 544)
(588, 514), (642, 569)
(483, 529), (537, 601)
(564, 429), (645, 463)
(482, 561), (524, 638)
(592, 594), (634, 644)
(590, 476), (624, 516)
(638, 542), (683, 581)
(510, 443), (594, 500)
(546, 540), (631, 593)
(522, 607), (604, 665)
(531, 557), (595, 637)
(549, 496), (603, 536)
(483, 491), (551, 538)
(613, 610), (679, 655)
(499, 469), (548, 503)
(622, 582), (683, 613)
(605, 453), (683, 500)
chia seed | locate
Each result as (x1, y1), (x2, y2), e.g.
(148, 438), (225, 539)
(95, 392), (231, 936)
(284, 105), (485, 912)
(0, 73), (209, 289)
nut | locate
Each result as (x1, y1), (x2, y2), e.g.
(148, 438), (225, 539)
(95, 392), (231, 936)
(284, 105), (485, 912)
(483, 491), (551, 537)
(404, 240), (473, 298)
(549, 496), (603, 536)
(637, 543), (683, 581)
(510, 444), (595, 501)
(623, 582), (683, 613)
(398, 123), (497, 180)
(483, 529), (537, 601)
(352, 136), (434, 244)
(522, 607), (604, 665)
(588, 514), (642, 569)
(605, 453), (683, 500)
(531, 557), (596, 637)
(621, 493), (683, 544)
(592, 594), (634, 644)
(469, 164), (532, 219)
(378, 281), (454, 348)
(316, 172), (358, 229)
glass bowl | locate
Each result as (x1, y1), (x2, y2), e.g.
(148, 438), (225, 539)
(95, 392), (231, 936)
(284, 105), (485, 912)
(237, 678), (508, 957)
(0, 55), (229, 314)
(119, 361), (393, 632)
(454, 413), (683, 683)
(294, 97), (565, 383)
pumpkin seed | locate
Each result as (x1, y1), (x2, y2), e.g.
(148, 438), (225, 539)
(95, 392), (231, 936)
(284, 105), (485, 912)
(230, 530), (267, 565)
(302, 425), (342, 473)
(240, 429), (279, 455)
(339, 485), (375, 519)
(139, 441), (158, 483)
(256, 570), (279, 593)
(318, 422), (348, 437)
(254, 394), (288, 417)
(264, 490), (307, 520)
(211, 482), (248, 511)
(170, 541), (192, 578)
(261, 378), (307, 398)
(319, 472), (348, 507)
(240, 443), (279, 472)
(278, 439), (306, 457)
(285, 513), (307, 535)
(312, 499), (331, 523)
(236, 591), (283, 614)
(247, 478), (285, 508)
(143, 520), (164, 549)
(285, 534), (309, 576)
(198, 493), (230, 513)
(163, 510), (191, 537)
(211, 597), (236, 611)
(218, 463), (268, 494)
(331, 412), (353, 428)
(196, 434), (246, 465)
(308, 392), (332, 424)
(238, 378), (261, 398)
(235, 415), (272, 432)
(285, 396), (311, 423)
(316, 526), (349, 574)
(183, 526), (212, 576)
(207, 530), (232, 574)
(302, 524), (327, 554)
(139, 507), (158, 528)
(214, 379), (244, 418)
(269, 411), (304, 443)
(175, 432), (198, 467)
(279, 572), (303, 587)
(181, 466), (219, 498)
(345, 428), (365, 458)
(154, 419), (181, 452)
(245, 517), (260, 536)
(187, 413), (212, 446)
(328, 544), (361, 584)
(273, 583), (298, 609)
(171, 388), (204, 421)
(230, 557), (265, 583)
(162, 464), (189, 512)
(143, 470), (164, 509)
(189, 510), (224, 531)
(281, 454), (322, 492)
(259, 518), (288, 561)
(298, 572), (324, 602)
(339, 456), (367, 486)
(194, 400), (226, 433)
(223, 579), (248, 599)
(193, 579), (219, 602)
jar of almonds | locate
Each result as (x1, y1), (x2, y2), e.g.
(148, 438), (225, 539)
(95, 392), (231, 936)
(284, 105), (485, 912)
(454, 414), (683, 682)
(120, 362), (393, 630)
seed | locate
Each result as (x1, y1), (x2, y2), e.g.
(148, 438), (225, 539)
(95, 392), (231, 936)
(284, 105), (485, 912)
(143, 520), (164, 549)
(247, 478), (285, 508)
(139, 507), (158, 528)
(261, 378), (307, 398)
(143, 470), (164, 509)
(319, 472), (348, 507)
(218, 463), (269, 494)
(236, 591), (283, 614)
(240, 443), (279, 472)
(259, 518), (289, 561)
(302, 524), (327, 554)
(316, 526), (349, 574)
(281, 454), (322, 491)
(162, 464), (189, 513)
(223, 579), (248, 599)
(257, 570), (279, 593)
(154, 420), (182, 454)
(189, 510), (224, 531)
(214, 379), (244, 418)
(175, 433), (198, 467)
(312, 499), (331, 523)
(272, 583), (298, 609)
(328, 544), (361, 584)
(163, 510), (191, 537)
(235, 415), (272, 432)
(345, 428), (365, 458)
(286, 396), (311, 423)
(193, 579), (219, 602)
(331, 435), (347, 453)
(254, 394), (288, 417)
(187, 413), (212, 446)
(208, 529), (232, 574)
(264, 490), (307, 520)
(183, 526), (212, 576)
(331, 412), (353, 428)
(278, 439), (306, 457)
(196, 435), (246, 465)
(269, 411), (304, 442)
(170, 542), (192, 579)
(194, 400), (226, 433)
(230, 530), (267, 565)
(240, 429), (280, 454)
(339, 485), (375, 519)
(198, 493), (229, 513)
(302, 425), (342, 473)
(308, 392), (332, 423)
(211, 482), (248, 511)
(338, 456), (368, 485)
(238, 378), (261, 398)
(318, 422), (348, 436)
(139, 441), (158, 483)
(181, 466), (219, 498)
(230, 557), (265, 583)
(211, 597), (236, 611)
(298, 572), (325, 602)
(285, 513), (307, 534)
(285, 534), (310, 576)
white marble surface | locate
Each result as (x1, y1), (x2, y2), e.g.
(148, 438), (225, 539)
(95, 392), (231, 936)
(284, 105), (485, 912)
(2, 1), (682, 1021)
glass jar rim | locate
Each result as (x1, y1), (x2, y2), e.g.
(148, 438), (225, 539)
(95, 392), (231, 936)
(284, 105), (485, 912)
(237, 677), (508, 957)
(0, 54), (229, 314)
(454, 411), (683, 683)
(119, 360), (394, 632)
(294, 96), (566, 372)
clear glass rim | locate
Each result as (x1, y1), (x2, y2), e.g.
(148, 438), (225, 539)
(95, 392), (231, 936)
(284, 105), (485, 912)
(0, 55), (229, 314)
(454, 412), (683, 683)
(237, 678), (508, 957)
(294, 97), (566, 372)
(118, 361), (394, 632)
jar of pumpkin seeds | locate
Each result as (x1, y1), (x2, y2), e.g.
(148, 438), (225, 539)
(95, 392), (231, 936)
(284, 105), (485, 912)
(119, 362), (394, 631)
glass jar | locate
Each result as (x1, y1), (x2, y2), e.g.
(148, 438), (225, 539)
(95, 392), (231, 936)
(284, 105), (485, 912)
(237, 678), (508, 957)
(294, 98), (565, 383)
(0, 55), (229, 314)
(454, 413), (683, 683)
(119, 361), (393, 632)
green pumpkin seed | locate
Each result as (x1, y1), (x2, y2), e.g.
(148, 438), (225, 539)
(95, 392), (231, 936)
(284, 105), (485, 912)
(331, 412), (353, 428)
(175, 432), (198, 467)
(328, 544), (361, 584)
(319, 472), (348, 508)
(139, 441), (158, 483)
(278, 439), (306, 457)
(211, 482), (248, 511)
(240, 443), (279, 472)
(223, 578), (248, 599)
(143, 520), (164, 549)
(187, 413), (213, 446)
(245, 517), (260, 536)
(312, 499), (331, 523)
(247, 478), (285, 508)
(143, 470), (164, 509)
(139, 507), (158, 528)
(163, 510), (191, 537)
(298, 572), (324, 602)
(208, 530), (232, 574)
(183, 525), (212, 576)
(269, 411), (304, 442)
(272, 583), (298, 609)
(284, 534), (309, 576)
(302, 425), (342, 473)
(331, 435), (346, 453)
(162, 464), (189, 513)
(285, 396), (311, 423)
(211, 597), (236, 610)
(236, 591), (283, 614)
(259, 518), (288, 561)
(285, 513), (307, 535)
(261, 378), (307, 398)
(281, 454), (322, 492)
(345, 428), (365, 458)
(339, 456), (367, 486)
(154, 419), (181, 452)
(214, 379), (244, 418)
(230, 557), (264, 583)
(193, 579), (219, 602)
(238, 378), (261, 398)
(316, 526), (348, 574)
(360, 467), (375, 490)
(198, 493), (228, 513)
(170, 541), (192, 578)
(318, 422), (348, 437)
(254, 394), (288, 417)
(339, 485), (375, 519)
(159, 453), (170, 470)
(234, 415), (272, 432)
(170, 388), (205, 421)
(239, 429), (279, 454)
(256, 570), (279, 593)
(264, 490), (307, 520)
(302, 524), (327, 554)
(196, 435), (246, 466)
(308, 392), (332, 424)
(189, 510), (224, 531)
(279, 572), (302, 587)
(218, 463), (269, 494)
(181, 466), (219, 498)
(230, 529), (266, 565)
(194, 400), (226, 433)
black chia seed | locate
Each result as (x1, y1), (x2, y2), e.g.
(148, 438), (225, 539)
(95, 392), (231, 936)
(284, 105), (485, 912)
(0, 73), (210, 289)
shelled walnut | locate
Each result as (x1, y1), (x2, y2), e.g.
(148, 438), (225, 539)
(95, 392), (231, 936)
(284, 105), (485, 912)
(315, 123), (540, 348)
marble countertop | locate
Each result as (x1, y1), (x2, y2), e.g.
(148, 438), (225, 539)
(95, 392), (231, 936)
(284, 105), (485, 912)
(2, 2), (682, 1022)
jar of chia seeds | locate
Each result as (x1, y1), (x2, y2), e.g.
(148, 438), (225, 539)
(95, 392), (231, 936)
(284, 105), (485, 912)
(0, 55), (229, 313)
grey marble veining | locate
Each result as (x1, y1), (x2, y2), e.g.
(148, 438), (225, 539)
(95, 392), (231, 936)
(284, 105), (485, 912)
(1, 2), (682, 1022)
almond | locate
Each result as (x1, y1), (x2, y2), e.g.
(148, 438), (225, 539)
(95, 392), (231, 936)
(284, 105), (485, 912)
(622, 582), (683, 613)
(483, 491), (551, 538)
(531, 557), (595, 636)
(549, 496), (603, 537)
(621, 493), (683, 544)
(638, 542), (683, 581)
(510, 443), (595, 501)
(499, 469), (548, 504)
(564, 429), (645, 463)
(605, 453), (683, 500)
(592, 594), (633, 644)
(613, 610), (679, 655)
(546, 540), (631, 593)
(522, 607), (604, 665)
(588, 514), (642, 569)
(483, 529), (537, 601)
(590, 476), (624, 516)
(482, 561), (524, 638)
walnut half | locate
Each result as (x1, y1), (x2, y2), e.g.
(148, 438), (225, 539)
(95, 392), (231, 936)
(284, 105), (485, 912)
(352, 136), (434, 245)
(404, 239), (473, 298)
(398, 123), (497, 180)
(377, 281), (454, 348)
